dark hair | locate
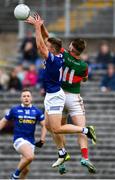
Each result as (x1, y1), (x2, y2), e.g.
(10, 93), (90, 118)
(47, 37), (62, 53)
(72, 38), (86, 55)
(22, 88), (32, 94)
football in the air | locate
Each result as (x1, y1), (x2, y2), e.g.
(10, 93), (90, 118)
(14, 4), (30, 20)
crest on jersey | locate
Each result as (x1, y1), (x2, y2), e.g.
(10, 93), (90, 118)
(25, 110), (30, 114)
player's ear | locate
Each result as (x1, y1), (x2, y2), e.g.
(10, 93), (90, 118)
(52, 47), (56, 54)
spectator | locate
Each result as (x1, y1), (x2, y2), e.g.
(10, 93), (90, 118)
(15, 64), (26, 83)
(8, 69), (22, 92)
(100, 64), (115, 92)
(20, 31), (40, 66)
(81, 52), (92, 80)
(0, 69), (9, 90)
(95, 41), (113, 69)
(23, 64), (38, 87)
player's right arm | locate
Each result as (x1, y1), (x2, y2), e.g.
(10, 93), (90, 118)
(0, 117), (8, 130)
(0, 107), (14, 131)
(41, 24), (49, 41)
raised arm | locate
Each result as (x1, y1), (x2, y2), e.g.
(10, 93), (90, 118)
(41, 24), (49, 41)
(26, 15), (49, 59)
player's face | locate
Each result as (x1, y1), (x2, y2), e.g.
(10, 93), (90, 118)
(21, 91), (32, 106)
(68, 42), (79, 58)
(46, 41), (55, 54)
(68, 43), (73, 52)
(68, 43), (77, 54)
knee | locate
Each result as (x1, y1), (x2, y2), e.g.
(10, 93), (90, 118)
(45, 122), (51, 132)
(26, 154), (35, 162)
(52, 127), (60, 134)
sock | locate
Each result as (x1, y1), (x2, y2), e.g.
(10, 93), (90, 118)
(58, 148), (67, 157)
(14, 169), (21, 176)
(81, 148), (88, 160)
(82, 127), (88, 134)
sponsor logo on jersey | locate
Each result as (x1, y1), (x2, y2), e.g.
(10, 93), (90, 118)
(67, 58), (80, 65)
(19, 119), (35, 124)
(18, 110), (23, 112)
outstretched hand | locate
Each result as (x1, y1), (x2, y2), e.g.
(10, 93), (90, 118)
(25, 13), (44, 27)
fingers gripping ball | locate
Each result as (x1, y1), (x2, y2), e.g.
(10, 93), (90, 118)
(14, 4), (30, 20)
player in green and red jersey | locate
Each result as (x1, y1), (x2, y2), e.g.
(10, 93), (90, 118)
(57, 39), (96, 173)
(62, 45), (88, 93)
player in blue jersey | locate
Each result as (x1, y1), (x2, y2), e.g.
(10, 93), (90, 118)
(26, 14), (96, 173)
(26, 14), (70, 169)
(0, 89), (46, 179)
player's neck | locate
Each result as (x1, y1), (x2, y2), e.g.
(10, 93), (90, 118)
(21, 103), (32, 108)
(70, 51), (80, 59)
(54, 52), (60, 56)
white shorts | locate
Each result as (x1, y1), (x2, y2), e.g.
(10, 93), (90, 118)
(65, 92), (85, 117)
(44, 88), (65, 114)
(13, 138), (35, 153)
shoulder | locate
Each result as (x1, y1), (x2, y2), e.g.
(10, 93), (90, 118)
(10, 105), (20, 111)
(47, 52), (64, 65)
(32, 105), (43, 113)
(5, 105), (18, 116)
(46, 52), (55, 62)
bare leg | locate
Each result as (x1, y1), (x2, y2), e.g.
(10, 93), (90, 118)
(71, 115), (96, 173)
(20, 165), (30, 180)
(72, 115), (88, 149)
(46, 113), (70, 167)
(17, 143), (34, 171)
(54, 123), (83, 134)
(45, 112), (65, 148)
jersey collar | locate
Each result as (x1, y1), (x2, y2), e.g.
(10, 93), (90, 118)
(21, 103), (32, 108)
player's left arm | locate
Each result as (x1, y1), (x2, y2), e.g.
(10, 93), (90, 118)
(82, 65), (88, 82)
(35, 119), (47, 148)
(39, 120), (47, 143)
(26, 15), (49, 59)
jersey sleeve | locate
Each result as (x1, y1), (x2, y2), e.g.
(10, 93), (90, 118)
(5, 107), (15, 121)
(46, 52), (55, 63)
(36, 109), (45, 122)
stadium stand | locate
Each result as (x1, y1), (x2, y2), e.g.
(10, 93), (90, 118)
(0, 0), (113, 36)
(47, 0), (113, 35)
(0, 0), (115, 179)
(0, 70), (115, 179)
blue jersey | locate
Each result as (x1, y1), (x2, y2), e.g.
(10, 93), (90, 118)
(43, 52), (64, 93)
(5, 104), (44, 144)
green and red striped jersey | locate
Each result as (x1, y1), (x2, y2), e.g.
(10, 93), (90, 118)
(62, 49), (88, 94)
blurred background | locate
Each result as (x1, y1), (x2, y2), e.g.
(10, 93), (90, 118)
(0, 0), (115, 179)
